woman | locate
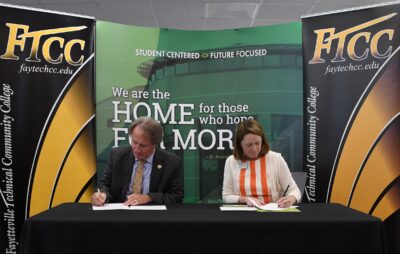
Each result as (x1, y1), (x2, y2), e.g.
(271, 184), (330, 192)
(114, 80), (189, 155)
(222, 119), (301, 208)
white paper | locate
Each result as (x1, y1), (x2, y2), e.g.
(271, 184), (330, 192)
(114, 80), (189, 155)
(220, 205), (257, 211)
(130, 205), (167, 210)
(248, 199), (298, 211)
(92, 203), (166, 211)
(92, 203), (130, 210)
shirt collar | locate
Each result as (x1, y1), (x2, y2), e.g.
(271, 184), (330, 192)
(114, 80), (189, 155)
(136, 149), (155, 164)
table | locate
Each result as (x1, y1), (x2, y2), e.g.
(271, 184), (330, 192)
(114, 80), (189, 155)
(20, 203), (387, 254)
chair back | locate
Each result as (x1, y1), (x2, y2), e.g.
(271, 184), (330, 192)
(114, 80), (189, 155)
(291, 171), (307, 201)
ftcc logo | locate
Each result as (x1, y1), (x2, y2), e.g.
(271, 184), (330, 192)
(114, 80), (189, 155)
(309, 13), (396, 65)
(0, 23), (87, 66)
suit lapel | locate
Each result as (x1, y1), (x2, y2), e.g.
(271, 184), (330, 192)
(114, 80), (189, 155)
(150, 148), (162, 192)
(122, 150), (134, 194)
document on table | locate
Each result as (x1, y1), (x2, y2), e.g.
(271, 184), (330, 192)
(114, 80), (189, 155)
(255, 202), (298, 211)
(220, 202), (299, 212)
(92, 203), (167, 211)
(248, 198), (299, 211)
(220, 205), (257, 211)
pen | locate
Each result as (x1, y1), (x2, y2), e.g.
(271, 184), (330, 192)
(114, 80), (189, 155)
(97, 188), (101, 196)
(283, 185), (290, 197)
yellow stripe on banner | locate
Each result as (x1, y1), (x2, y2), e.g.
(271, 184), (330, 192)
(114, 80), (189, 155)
(349, 121), (400, 214)
(372, 183), (400, 221)
(29, 67), (94, 216)
(331, 58), (400, 205)
(51, 128), (96, 207)
(78, 183), (95, 203)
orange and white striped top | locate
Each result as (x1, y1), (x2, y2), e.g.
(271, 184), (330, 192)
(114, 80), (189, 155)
(239, 155), (271, 203)
(222, 151), (301, 203)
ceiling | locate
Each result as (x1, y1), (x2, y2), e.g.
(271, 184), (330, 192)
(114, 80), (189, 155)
(1, 0), (397, 30)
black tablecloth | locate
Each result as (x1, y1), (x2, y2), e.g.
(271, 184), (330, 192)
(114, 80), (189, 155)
(20, 203), (387, 254)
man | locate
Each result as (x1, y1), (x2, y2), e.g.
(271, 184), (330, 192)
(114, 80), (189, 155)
(91, 117), (184, 206)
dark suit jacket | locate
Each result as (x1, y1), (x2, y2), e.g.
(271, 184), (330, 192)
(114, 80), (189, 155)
(98, 146), (184, 204)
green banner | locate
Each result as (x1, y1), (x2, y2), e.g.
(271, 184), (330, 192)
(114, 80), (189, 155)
(96, 21), (303, 203)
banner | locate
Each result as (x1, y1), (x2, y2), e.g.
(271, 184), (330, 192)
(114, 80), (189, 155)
(302, 2), (400, 253)
(0, 4), (95, 253)
(96, 21), (303, 203)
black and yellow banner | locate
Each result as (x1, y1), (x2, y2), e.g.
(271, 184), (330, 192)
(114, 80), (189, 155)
(0, 4), (95, 253)
(302, 2), (400, 254)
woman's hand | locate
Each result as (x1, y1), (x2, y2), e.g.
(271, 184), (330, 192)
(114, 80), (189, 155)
(277, 195), (297, 208)
(239, 196), (264, 207)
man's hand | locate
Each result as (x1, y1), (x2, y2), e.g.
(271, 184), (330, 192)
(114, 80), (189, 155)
(91, 191), (106, 206)
(124, 194), (152, 206)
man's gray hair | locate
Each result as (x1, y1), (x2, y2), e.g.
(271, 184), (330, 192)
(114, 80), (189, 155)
(129, 117), (163, 145)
